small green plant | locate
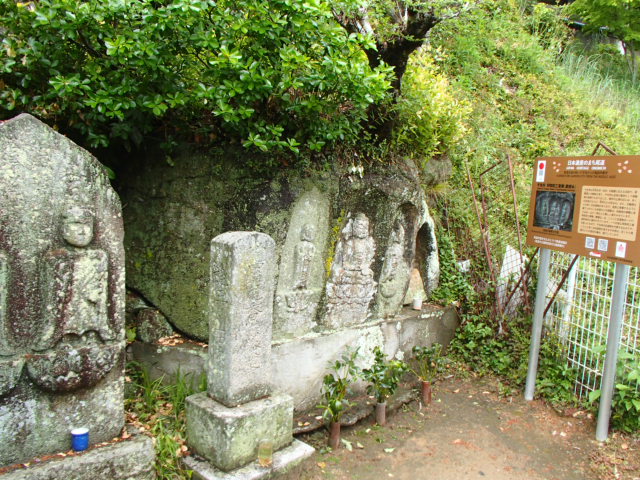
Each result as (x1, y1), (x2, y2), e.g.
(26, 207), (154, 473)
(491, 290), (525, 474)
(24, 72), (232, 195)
(318, 349), (359, 424)
(410, 343), (445, 383)
(588, 350), (640, 433)
(361, 346), (408, 404)
(535, 334), (578, 406)
(125, 363), (206, 479)
(126, 326), (137, 343)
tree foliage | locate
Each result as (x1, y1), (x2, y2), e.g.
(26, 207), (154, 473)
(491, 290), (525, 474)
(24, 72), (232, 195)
(332, 0), (470, 138)
(569, 0), (640, 84)
(1, 0), (392, 154)
(1, 0), (473, 162)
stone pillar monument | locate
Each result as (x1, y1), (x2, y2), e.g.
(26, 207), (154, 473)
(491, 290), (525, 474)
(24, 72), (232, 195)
(184, 232), (313, 479)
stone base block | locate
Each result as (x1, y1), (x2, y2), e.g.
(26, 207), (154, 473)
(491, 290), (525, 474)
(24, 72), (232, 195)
(183, 439), (314, 480)
(186, 392), (293, 472)
(0, 435), (155, 480)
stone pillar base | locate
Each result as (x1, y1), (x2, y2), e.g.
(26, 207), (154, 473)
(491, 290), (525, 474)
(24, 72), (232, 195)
(0, 435), (155, 480)
(186, 391), (294, 472)
(183, 439), (314, 480)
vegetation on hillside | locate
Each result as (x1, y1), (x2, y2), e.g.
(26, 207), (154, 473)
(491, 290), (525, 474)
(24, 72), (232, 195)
(427, 0), (640, 428)
(568, 0), (640, 85)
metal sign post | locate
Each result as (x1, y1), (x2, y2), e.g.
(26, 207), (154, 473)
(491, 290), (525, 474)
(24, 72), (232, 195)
(596, 263), (630, 441)
(524, 247), (551, 401)
(524, 150), (638, 441)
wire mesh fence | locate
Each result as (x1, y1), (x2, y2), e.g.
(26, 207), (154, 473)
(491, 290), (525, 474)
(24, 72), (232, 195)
(544, 251), (640, 400)
(468, 158), (532, 327)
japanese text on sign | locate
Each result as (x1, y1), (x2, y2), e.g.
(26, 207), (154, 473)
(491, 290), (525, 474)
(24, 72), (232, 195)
(578, 187), (640, 241)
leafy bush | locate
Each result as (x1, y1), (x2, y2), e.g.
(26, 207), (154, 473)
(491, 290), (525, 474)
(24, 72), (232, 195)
(361, 346), (408, 404)
(449, 315), (577, 406)
(411, 343), (446, 383)
(1, 0), (391, 155)
(392, 48), (469, 165)
(430, 230), (476, 306)
(318, 349), (360, 424)
(589, 351), (640, 433)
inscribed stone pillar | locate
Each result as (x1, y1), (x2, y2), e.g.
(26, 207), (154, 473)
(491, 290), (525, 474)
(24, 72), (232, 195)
(207, 232), (276, 406)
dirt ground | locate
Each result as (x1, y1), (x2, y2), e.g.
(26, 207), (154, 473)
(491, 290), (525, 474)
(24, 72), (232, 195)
(286, 375), (640, 480)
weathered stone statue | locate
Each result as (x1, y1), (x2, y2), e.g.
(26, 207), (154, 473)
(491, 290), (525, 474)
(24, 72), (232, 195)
(27, 207), (118, 392)
(0, 114), (154, 477)
(292, 224), (316, 290)
(376, 222), (410, 317)
(325, 213), (377, 328)
(284, 224), (317, 314)
(273, 189), (329, 339)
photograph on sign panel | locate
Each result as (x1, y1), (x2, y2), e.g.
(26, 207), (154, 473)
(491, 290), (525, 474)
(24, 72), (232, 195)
(533, 191), (576, 231)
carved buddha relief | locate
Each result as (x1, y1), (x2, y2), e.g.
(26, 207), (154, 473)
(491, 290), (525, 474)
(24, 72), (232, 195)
(325, 213), (377, 328)
(26, 207), (118, 392)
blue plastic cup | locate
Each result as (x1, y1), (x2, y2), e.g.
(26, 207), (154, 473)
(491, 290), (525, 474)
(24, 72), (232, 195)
(71, 428), (89, 452)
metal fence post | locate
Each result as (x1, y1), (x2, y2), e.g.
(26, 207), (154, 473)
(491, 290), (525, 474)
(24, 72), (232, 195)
(525, 247), (552, 401)
(596, 263), (630, 441)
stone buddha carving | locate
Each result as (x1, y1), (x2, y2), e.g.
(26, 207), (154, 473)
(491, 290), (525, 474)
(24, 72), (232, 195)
(26, 207), (118, 392)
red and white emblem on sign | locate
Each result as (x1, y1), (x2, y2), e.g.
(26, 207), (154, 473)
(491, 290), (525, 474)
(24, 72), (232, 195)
(536, 160), (546, 183)
(616, 242), (627, 258)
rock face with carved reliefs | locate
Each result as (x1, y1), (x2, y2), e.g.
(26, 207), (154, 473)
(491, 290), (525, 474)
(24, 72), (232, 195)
(273, 189), (329, 339)
(324, 213), (377, 329)
(0, 114), (125, 467)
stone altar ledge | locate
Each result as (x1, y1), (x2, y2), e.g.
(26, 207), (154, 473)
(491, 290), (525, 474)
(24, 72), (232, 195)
(0, 435), (155, 480)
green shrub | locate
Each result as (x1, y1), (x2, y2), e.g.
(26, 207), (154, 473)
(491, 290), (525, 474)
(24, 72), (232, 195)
(0, 0), (391, 156)
(430, 230), (476, 307)
(361, 346), (408, 404)
(318, 349), (360, 424)
(392, 48), (469, 165)
(589, 351), (640, 433)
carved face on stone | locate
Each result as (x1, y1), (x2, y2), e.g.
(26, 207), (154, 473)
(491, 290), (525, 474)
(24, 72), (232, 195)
(352, 214), (369, 239)
(62, 207), (94, 247)
(300, 224), (315, 242)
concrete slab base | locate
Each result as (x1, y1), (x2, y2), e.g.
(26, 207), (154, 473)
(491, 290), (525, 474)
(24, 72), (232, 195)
(0, 435), (155, 480)
(183, 440), (314, 480)
(131, 305), (459, 411)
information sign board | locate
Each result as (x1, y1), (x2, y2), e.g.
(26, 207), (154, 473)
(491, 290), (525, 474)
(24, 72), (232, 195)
(525, 155), (640, 267)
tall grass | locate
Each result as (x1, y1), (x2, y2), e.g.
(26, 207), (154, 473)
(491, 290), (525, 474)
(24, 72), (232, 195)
(558, 46), (640, 133)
